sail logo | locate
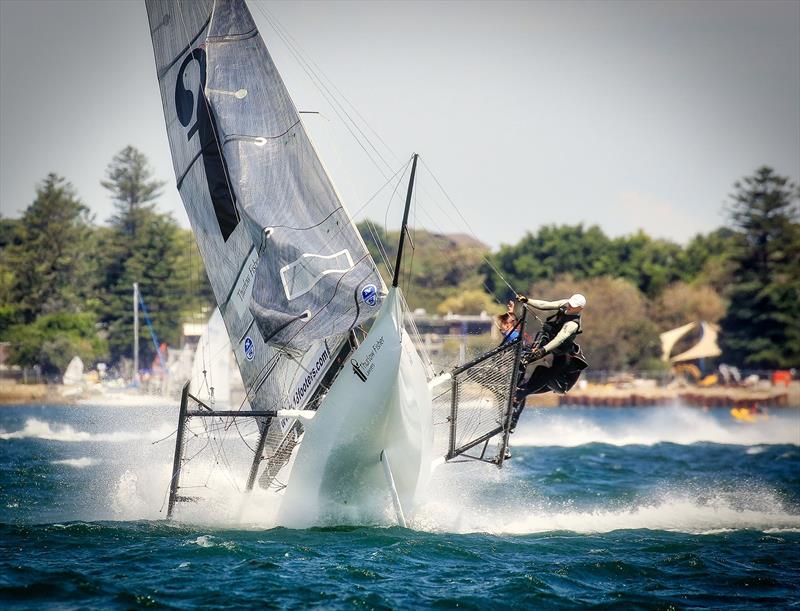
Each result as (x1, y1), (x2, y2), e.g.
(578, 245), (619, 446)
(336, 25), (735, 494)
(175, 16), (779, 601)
(243, 336), (255, 361)
(361, 284), (378, 307)
(291, 346), (331, 407)
(351, 359), (368, 382)
(350, 335), (385, 382)
(174, 46), (239, 241)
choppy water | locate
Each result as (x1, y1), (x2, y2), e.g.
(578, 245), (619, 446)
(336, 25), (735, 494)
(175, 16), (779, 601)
(1, 404), (798, 608)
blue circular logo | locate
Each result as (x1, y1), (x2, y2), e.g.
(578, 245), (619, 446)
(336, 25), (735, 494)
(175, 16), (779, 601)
(243, 336), (255, 361)
(361, 284), (378, 307)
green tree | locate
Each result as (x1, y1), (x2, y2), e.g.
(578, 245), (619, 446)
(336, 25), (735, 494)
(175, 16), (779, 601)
(436, 289), (502, 316)
(484, 224), (616, 300)
(3, 174), (95, 324)
(0, 216), (18, 316)
(101, 145), (165, 235)
(172, 227), (215, 319)
(611, 231), (682, 297)
(719, 167), (800, 368)
(5, 312), (107, 375)
(677, 228), (737, 291)
(98, 146), (183, 366)
(356, 219), (495, 313)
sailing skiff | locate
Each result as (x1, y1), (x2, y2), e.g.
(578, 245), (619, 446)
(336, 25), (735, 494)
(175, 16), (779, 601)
(146, 0), (522, 525)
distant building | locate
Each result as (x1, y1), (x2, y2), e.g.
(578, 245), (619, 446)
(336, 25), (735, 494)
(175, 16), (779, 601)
(409, 312), (496, 338)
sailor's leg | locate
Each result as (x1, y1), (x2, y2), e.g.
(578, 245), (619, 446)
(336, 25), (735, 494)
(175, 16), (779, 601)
(521, 364), (552, 395)
(547, 354), (588, 394)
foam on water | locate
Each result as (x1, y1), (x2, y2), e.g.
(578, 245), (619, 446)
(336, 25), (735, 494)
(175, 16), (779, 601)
(409, 461), (800, 535)
(51, 457), (99, 468)
(4, 406), (798, 536)
(412, 490), (800, 535)
(101, 448), (800, 536)
(513, 405), (800, 447)
(0, 418), (174, 443)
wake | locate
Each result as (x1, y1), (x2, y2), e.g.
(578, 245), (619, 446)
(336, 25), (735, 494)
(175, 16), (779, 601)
(512, 405), (800, 447)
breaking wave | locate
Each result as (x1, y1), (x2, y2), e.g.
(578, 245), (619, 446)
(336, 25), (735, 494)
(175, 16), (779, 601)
(107, 456), (800, 536)
(414, 495), (800, 535)
(512, 406), (800, 447)
(0, 418), (174, 443)
(412, 480), (800, 535)
(51, 457), (99, 468)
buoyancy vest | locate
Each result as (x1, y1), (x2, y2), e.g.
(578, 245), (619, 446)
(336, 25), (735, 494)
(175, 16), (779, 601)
(541, 309), (582, 355)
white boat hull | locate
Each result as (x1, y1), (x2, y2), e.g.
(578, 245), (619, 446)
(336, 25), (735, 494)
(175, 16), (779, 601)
(278, 288), (433, 526)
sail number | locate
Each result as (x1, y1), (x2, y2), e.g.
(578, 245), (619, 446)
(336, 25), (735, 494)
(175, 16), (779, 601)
(174, 46), (239, 242)
(175, 48), (206, 141)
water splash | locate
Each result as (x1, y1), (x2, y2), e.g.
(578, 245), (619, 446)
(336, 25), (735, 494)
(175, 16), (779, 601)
(411, 466), (800, 535)
(0, 418), (174, 443)
(512, 406), (800, 447)
(51, 457), (99, 468)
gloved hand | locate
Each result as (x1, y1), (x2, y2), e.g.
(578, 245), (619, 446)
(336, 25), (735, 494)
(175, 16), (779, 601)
(520, 346), (546, 366)
(529, 347), (546, 361)
(516, 294), (528, 303)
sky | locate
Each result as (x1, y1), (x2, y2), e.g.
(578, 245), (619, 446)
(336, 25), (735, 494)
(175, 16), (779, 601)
(1, 0), (798, 250)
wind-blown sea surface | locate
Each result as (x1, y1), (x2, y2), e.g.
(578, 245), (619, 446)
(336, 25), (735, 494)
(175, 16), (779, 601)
(1, 403), (798, 608)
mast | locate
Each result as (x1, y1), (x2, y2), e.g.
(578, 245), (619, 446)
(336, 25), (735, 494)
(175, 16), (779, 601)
(133, 282), (139, 385)
(392, 153), (419, 288)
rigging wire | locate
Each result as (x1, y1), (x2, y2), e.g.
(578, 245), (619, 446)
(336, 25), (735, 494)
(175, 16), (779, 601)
(253, 2), (518, 301)
(253, 2), (395, 178)
(255, 2), (402, 170)
(420, 158), (518, 296)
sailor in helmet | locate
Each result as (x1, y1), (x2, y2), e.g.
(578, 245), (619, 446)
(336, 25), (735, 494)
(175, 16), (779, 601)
(509, 292), (588, 430)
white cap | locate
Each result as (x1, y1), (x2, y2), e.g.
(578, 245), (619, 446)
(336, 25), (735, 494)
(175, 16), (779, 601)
(567, 293), (586, 309)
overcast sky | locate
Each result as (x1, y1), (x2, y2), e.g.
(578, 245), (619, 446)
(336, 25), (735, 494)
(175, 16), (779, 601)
(1, 0), (798, 249)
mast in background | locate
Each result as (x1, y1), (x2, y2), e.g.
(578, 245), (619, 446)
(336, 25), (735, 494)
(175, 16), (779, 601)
(133, 282), (139, 386)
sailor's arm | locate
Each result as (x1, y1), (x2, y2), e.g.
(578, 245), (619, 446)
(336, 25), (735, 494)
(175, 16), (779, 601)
(517, 296), (568, 311)
(541, 320), (579, 353)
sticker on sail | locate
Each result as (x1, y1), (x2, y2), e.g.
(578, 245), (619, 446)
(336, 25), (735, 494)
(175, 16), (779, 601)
(361, 284), (378, 307)
(350, 335), (384, 382)
(229, 249), (259, 318)
(351, 359), (368, 382)
(243, 336), (255, 361)
(290, 345), (331, 407)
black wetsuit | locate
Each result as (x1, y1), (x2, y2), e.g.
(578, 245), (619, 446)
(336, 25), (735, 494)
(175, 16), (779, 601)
(511, 309), (588, 427)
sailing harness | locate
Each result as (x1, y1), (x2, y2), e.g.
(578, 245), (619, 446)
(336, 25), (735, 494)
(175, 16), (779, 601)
(539, 308), (582, 355)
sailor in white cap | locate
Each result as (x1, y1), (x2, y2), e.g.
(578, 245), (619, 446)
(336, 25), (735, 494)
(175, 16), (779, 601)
(509, 292), (588, 431)
(516, 293), (586, 361)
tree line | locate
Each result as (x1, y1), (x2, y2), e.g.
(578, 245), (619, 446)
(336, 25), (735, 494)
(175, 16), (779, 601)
(362, 166), (799, 371)
(0, 146), (212, 376)
(0, 149), (796, 376)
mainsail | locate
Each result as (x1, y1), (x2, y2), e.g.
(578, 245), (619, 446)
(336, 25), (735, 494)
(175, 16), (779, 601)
(148, 0), (520, 523)
(146, 0), (386, 419)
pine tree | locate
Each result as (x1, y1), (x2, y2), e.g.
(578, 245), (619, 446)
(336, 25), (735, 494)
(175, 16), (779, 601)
(5, 174), (95, 323)
(720, 167), (800, 368)
(98, 146), (183, 366)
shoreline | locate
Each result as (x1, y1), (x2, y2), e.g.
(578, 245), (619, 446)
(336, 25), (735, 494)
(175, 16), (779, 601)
(522, 381), (799, 409)
(1, 380), (798, 409)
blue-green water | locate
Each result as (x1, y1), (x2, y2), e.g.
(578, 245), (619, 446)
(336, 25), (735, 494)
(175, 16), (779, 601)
(1, 404), (799, 608)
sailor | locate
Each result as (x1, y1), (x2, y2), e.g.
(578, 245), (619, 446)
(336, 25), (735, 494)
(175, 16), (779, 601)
(510, 293), (588, 430)
(497, 312), (520, 345)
